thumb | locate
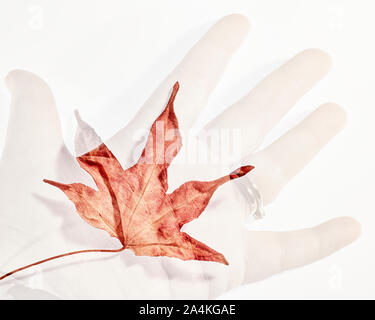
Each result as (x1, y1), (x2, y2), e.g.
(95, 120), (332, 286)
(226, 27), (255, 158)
(1, 70), (63, 172)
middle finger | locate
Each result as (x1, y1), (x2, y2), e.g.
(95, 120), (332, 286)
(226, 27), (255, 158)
(205, 49), (332, 154)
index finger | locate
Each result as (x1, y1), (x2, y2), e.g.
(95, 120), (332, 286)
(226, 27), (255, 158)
(107, 14), (250, 164)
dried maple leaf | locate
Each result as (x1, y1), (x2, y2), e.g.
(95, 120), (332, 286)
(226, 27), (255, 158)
(0, 82), (254, 280)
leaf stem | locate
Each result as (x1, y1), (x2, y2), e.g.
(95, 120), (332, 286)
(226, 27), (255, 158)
(0, 246), (126, 281)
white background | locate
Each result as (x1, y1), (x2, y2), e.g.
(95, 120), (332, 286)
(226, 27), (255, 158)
(0, 0), (374, 299)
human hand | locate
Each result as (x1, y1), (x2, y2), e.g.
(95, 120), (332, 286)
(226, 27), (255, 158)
(0, 14), (360, 299)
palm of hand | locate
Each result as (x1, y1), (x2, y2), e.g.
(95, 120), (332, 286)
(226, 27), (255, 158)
(0, 15), (360, 299)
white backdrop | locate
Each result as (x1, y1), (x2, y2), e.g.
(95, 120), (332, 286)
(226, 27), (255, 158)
(0, 0), (374, 299)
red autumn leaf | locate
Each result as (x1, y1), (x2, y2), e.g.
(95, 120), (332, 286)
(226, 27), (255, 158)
(0, 82), (255, 281)
(44, 82), (254, 265)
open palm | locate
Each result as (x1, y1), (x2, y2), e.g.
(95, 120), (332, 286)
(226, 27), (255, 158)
(0, 15), (360, 299)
